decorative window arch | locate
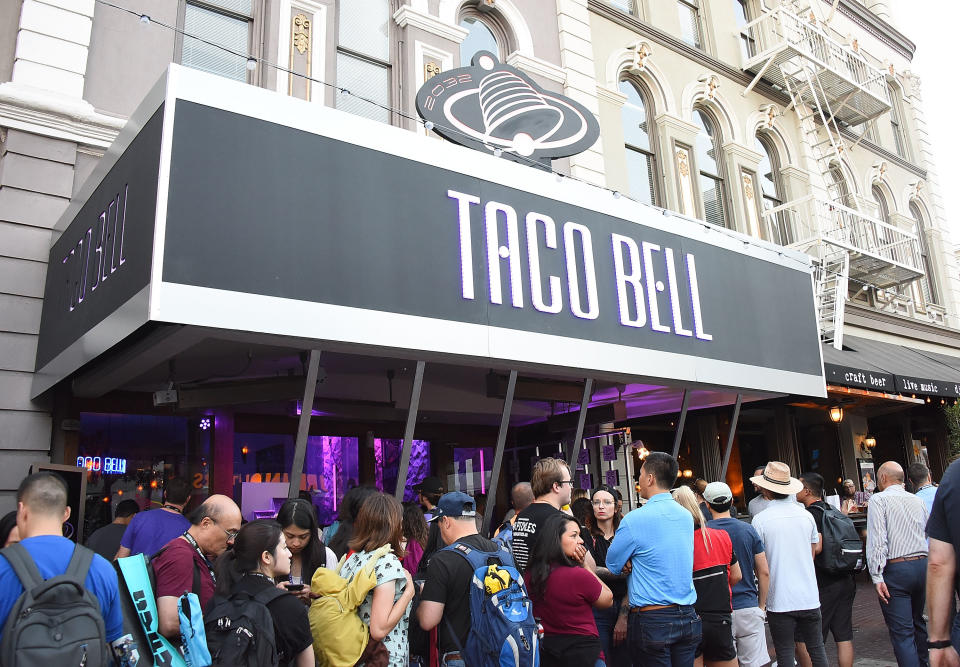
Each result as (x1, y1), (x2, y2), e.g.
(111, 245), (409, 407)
(910, 200), (939, 305)
(828, 163), (854, 208)
(458, 6), (514, 64)
(755, 132), (787, 244)
(692, 108), (728, 227)
(619, 78), (659, 206)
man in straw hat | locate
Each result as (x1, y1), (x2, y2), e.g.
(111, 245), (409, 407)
(750, 461), (829, 667)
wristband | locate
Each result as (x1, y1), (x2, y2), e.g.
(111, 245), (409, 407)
(928, 640), (953, 650)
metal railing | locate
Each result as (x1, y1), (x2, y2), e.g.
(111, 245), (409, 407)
(761, 195), (922, 271)
(741, 7), (890, 106)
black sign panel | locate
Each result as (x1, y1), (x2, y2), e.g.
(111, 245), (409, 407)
(824, 363), (895, 392)
(35, 108), (163, 369)
(415, 52), (600, 166)
(895, 375), (960, 397)
(159, 101), (821, 380)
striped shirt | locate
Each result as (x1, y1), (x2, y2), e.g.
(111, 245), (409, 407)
(866, 484), (928, 584)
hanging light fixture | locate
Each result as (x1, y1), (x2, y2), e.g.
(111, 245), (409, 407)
(828, 406), (844, 423)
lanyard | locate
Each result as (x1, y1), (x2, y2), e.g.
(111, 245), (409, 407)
(182, 531), (217, 584)
(162, 504), (182, 512)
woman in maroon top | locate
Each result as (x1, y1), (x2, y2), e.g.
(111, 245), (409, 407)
(673, 487), (741, 667)
(527, 513), (614, 667)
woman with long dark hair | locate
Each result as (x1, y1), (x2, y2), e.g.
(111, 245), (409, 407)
(400, 502), (428, 575)
(583, 485), (629, 666)
(328, 485), (379, 559)
(527, 513), (613, 667)
(213, 519), (315, 667)
(340, 493), (415, 667)
(275, 499), (335, 605)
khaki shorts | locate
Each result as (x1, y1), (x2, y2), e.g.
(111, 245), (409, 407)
(732, 606), (769, 667)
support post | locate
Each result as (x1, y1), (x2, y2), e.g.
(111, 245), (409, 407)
(289, 349), (322, 499)
(720, 394), (743, 478)
(482, 370), (517, 537)
(567, 379), (594, 470)
(671, 390), (691, 459)
(394, 361), (426, 500)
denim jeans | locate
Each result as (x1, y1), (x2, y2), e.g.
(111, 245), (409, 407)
(441, 652), (465, 667)
(767, 608), (828, 667)
(595, 599), (629, 666)
(627, 605), (701, 667)
(879, 558), (929, 667)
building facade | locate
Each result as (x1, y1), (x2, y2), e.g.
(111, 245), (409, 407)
(0, 0), (957, 516)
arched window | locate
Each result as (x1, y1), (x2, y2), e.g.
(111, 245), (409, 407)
(871, 185), (890, 223)
(910, 202), (939, 305)
(619, 79), (658, 206)
(871, 185), (898, 267)
(459, 12), (503, 65)
(888, 85), (908, 159)
(828, 165), (852, 208)
(693, 109), (727, 227)
(755, 134), (786, 243)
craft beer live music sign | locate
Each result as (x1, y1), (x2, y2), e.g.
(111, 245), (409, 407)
(33, 66), (825, 398)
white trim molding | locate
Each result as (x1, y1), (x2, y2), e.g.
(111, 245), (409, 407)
(393, 5), (469, 44)
(596, 85), (627, 107)
(505, 52), (566, 85)
(0, 82), (124, 148)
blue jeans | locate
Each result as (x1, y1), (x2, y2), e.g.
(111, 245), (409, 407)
(880, 558), (929, 667)
(595, 600), (629, 666)
(627, 605), (701, 667)
(441, 653), (465, 667)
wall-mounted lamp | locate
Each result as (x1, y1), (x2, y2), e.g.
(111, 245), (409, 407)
(828, 406), (844, 423)
(241, 445), (249, 464)
(683, 469), (694, 478)
(864, 435), (877, 450)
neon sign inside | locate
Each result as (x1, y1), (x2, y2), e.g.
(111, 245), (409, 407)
(77, 456), (127, 474)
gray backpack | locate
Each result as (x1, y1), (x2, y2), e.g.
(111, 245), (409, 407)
(0, 542), (108, 667)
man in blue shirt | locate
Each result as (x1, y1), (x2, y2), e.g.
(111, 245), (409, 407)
(607, 451), (700, 667)
(909, 462), (937, 514)
(0, 472), (124, 645)
(704, 481), (770, 667)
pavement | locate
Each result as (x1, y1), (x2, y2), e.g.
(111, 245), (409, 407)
(767, 574), (906, 667)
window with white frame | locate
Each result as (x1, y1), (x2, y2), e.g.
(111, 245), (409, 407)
(336, 0), (391, 124)
(619, 80), (658, 206)
(755, 134), (787, 244)
(182, 0), (256, 82)
(889, 85), (908, 160)
(733, 0), (755, 60)
(910, 201), (939, 305)
(693, 109), (727, 227)
(678, 0), (704, 49)
(605, 0), (637, 14)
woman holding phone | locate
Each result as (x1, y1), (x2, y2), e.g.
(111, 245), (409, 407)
(276, 499), (336, 604)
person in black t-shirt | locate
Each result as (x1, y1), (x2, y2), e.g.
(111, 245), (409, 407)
(512, 458), (576, 573)
(214, 520), (314, 667)
(418, 492), (496, 666)
(85, 499), (139, 560)
(927, 458), (960, 666)
(798, 472), (856, 667)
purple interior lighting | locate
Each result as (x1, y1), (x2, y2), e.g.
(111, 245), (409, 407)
(374, 439), (431, 502)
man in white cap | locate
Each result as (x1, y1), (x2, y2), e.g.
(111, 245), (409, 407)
(704, 481), (770, 667)
(750, 461), (828, 667)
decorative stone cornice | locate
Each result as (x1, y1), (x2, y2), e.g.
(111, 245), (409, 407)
(721, 140), (764, 166)
(823, 0), (916, 61)
(596, 85), (627, 107)
(393, 5), (469, 44)
(505, 52), (566, 85)
(0, 82), (124, 148)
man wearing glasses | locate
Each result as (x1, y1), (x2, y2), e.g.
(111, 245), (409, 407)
(512, 458), (581, 573)
(153, 494), (242, 640)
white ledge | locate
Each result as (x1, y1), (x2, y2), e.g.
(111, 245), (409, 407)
(0, 82), (124, 148)
(506, 52), (567, 85)
(393, 5), (469, 44)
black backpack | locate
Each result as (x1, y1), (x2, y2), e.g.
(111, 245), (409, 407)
(204, 586), (286, 666)
(811, 503), (865, 574)
(0, 543), (108, 667)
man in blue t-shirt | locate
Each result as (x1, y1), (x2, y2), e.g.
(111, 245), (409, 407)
(0, 472), (123, 645)
(705, 481), (771, 667)
(116, 477), (192, 559)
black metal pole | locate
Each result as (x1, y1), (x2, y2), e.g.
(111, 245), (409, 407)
(482, 370), (517, 537)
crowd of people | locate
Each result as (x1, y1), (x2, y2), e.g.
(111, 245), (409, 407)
(0, 449), (956, 667)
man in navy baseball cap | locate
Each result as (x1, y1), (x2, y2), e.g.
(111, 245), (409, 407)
(426, 492), (476, 522)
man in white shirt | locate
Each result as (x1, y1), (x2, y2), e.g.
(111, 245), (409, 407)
(751, 461), (828, 667)
(867, 461), (929, 667)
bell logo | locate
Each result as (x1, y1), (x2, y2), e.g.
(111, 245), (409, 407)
(416, 52), (600, 166)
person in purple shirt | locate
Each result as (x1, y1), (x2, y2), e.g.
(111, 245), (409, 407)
(115, 477), (192, 559)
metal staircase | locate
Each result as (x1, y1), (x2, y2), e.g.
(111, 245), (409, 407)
(740, 2), (923, 349)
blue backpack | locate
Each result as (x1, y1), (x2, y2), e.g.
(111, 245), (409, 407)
(441, 542), (540, 667)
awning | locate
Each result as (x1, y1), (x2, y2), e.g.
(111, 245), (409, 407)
(824, 335), (960, 397)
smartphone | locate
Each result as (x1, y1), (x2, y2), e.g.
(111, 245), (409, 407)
(286, 583), (304, 591)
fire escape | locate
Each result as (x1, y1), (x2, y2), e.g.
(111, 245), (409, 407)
(740, 2), (924, 349)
